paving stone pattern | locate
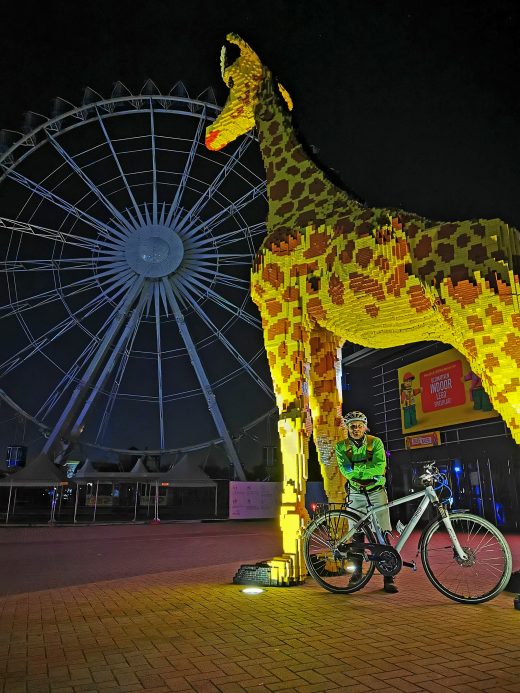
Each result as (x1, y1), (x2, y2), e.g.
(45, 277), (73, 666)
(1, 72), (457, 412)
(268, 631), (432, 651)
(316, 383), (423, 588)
(1, 565), (520, 692)
(1, 526), (520, 692)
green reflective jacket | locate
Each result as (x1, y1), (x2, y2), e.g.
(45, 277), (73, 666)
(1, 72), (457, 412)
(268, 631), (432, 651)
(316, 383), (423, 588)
(335, 435), (387, 492)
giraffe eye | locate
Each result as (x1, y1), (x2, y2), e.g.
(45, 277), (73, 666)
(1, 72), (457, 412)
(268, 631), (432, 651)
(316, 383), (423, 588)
(227, 77), (234, 89)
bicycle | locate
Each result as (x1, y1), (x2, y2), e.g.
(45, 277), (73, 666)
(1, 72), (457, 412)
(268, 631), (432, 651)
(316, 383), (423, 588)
(303, 461), (512, 604)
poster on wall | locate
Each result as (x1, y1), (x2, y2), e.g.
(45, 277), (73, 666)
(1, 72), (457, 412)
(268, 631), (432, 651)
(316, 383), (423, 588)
(398, 348), (499, 435)
(229, 482), (282, 519)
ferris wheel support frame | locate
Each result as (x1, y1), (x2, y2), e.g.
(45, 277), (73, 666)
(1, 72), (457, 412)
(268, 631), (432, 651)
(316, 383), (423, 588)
(162, 279), (246, 481)
(41, 279), (145, 463)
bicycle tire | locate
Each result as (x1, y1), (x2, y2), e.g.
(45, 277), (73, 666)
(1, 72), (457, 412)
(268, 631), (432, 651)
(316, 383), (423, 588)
(303, 509), (376, 593)
(421, 512), (512, 604)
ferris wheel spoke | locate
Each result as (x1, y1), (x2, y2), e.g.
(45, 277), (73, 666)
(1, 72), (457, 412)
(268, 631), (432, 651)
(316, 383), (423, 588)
(95, 271), (141, 307)
(174, 135), (254, 234)
(0, 258), (95, 272)
(164, 107), (207, 228)
(153, 283), (165, 448)
(177, 285), (274, 400)
(93, 262), (130, 283)
(3, 169), (125, 248)
(186, 264), (250, 291)
(96, 109), (145, 228)
(37, 277), (146, 423)
(0, 216), (116, 253)
(36, 337), (101, 420)
(188, 252), (253, 264)
(149, 102), (158, 224)
(173, 272), (261, 330)
(189, 221), (266, 251)
(180, 181), (266, 242)
(45, 131), (134, 239)
(0, 283), (123, 378)
(0, 274), (99, 320)
(69, 283), (149, 440)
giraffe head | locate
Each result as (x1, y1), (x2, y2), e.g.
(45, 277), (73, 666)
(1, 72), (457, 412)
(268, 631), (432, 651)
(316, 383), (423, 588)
(205, 33), (293, 151)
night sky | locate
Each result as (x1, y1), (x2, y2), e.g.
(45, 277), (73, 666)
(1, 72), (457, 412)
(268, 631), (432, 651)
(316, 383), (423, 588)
(1, 0), (519, 463)
(2, 0), (520, 223)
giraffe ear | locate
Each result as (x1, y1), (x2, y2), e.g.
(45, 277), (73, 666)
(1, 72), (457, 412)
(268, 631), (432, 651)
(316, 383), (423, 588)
(277, 82), (293, 111)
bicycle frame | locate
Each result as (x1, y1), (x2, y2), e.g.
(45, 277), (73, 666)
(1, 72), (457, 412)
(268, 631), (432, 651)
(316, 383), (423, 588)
(345, 485), (468, 561)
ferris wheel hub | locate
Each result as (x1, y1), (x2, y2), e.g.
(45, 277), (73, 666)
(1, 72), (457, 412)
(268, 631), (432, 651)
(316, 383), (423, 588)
(124, 225), (184, 277)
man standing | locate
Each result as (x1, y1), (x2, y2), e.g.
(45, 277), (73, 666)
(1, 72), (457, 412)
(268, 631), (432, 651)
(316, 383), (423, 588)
(335, 411), (398, 593)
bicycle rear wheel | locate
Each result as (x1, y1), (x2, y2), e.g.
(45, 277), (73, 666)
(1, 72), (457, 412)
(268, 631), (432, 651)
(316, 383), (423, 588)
(303, 509), (376, 593)
(421, 513), (512, 604)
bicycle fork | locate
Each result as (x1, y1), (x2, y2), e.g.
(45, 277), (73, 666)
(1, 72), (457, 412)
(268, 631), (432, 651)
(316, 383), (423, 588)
(427, 487), (468, 561)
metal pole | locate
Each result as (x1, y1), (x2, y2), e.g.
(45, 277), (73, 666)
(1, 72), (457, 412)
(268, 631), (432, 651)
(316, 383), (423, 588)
(154, 480), (160, 522)
(5, 485), (12, 524)
(58, 487), (63, 518)
(214, 485), (218, 517)
(93, 481), (99, 523)
(74, 484), (79, 523)
(12, 487), (17, 517)
(50, 486), (57, 523)
(133, 482), (138, 522)
(487, 458), (498, 525)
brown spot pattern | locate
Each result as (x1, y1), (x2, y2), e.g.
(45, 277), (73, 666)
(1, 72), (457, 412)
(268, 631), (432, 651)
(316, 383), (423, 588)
(328, 274), (344, 305)
(414, 235), (432, 260)
(262, 263), (284, 288)
(349, 273), (385, 302)
(270, 180), (289, 200)
(304, 230), (330, 259)
(356, 247), (373, 268)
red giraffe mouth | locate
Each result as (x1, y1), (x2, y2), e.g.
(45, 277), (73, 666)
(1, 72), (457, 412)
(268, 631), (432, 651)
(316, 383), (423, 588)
(205, 130), (224, 150)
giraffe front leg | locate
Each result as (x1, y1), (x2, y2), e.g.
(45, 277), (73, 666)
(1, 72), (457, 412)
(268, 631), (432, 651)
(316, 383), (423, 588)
(308, 328), (345, 505)
(268, 408), (309, 585)
(263, 333), (311, 585)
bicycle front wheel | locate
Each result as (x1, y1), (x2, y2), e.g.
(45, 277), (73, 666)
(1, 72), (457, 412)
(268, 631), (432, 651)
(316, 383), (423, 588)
(303, 509), (376, 593)
(421, 512), (512, 604)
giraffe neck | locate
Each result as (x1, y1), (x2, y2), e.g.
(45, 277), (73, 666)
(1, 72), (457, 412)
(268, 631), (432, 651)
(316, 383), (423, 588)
(254, 74), (362, 231)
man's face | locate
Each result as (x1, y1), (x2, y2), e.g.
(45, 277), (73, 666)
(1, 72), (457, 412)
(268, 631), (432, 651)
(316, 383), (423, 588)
(348, 422), (366, 440)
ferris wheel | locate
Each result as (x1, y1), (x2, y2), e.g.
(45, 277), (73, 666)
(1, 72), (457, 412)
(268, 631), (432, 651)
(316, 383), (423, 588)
(0, 80), (275, 479)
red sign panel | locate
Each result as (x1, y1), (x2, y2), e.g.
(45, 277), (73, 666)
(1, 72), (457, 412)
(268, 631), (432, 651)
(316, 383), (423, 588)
(405, 431), (441, 449)
(420, 360), (466, 413)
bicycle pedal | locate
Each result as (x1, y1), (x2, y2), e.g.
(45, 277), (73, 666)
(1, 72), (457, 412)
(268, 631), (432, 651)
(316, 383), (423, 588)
(402, 560), (417, 571)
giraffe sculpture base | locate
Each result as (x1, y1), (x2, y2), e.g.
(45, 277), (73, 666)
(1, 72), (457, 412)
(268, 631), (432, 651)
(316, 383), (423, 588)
(233, 555), (306, 587)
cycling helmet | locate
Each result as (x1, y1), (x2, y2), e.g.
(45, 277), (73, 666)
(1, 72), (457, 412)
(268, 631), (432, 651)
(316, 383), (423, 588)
(343, 411), (368, 426)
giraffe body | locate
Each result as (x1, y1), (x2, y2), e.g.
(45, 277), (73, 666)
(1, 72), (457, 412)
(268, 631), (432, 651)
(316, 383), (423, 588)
(206, 34), (520, 584)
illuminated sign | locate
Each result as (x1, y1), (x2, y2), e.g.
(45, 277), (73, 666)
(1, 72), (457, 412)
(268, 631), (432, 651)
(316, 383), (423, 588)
(398, 348), (498, 434)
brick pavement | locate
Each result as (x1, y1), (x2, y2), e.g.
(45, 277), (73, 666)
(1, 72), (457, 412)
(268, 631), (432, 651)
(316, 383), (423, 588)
(1, 524), (520, 693)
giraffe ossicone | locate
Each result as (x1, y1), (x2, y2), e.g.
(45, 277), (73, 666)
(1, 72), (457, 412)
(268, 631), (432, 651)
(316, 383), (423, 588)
(206, 34), (520, 585)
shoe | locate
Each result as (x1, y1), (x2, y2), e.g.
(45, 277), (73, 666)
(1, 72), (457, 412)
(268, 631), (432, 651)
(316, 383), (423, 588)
(349, 571), (363, 587)
(383, 576), (399, 593)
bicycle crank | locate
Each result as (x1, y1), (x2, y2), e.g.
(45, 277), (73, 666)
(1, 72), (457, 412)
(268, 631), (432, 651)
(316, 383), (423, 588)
(340, 542), (403, 577)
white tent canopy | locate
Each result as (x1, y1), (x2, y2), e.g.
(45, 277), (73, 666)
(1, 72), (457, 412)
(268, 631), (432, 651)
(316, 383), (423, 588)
(0, 453), (67, 487)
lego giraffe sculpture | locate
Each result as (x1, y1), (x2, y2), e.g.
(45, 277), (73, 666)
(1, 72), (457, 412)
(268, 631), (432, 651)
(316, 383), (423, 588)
(206, 34), (520, 585)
